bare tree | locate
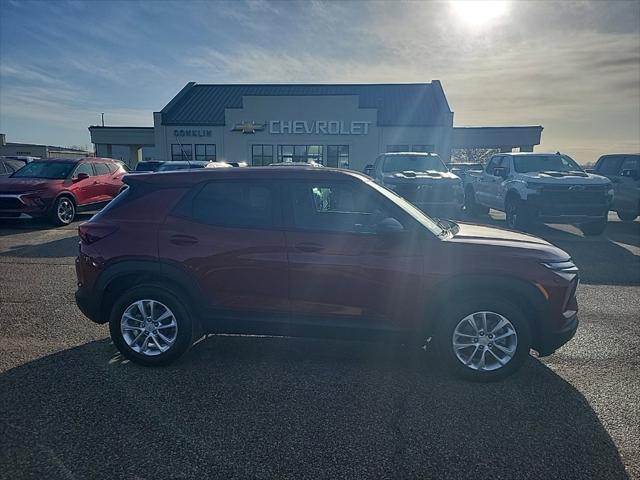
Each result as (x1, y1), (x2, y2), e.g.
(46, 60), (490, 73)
(451, 148), (500, 164)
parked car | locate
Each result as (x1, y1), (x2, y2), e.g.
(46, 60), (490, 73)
(134, 160), (213, 173)
(590, 154), (639, 222)
(447, 162), (484, 179)
(75, 167), (579, 381)
(364, 152), (463, 217)
(269, 160), (323, 167)
(0, 157), (126, 225)
(465, 152), (613, 235)
(204, 162), (234, 169)
(0, 158), (28, 177)
(134, 161), (165, 172)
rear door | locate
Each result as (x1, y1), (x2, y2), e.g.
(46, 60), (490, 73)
(283, 178), (425, 332)
(158, 179), (290, 322)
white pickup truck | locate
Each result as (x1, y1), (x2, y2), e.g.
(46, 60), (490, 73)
(465, 152), (613, 235)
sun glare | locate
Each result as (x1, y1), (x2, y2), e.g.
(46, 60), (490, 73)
(450, 0), (509, 28)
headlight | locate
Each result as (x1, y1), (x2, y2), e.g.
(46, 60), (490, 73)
(542, 260), (579, 280)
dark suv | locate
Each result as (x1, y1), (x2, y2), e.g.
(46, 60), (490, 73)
(75, 167), (579, 380)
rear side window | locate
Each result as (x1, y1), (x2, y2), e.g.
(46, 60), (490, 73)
(596, 156), (625, 175)
(191, 181), (276, 229)
(94, 163), (111, 175)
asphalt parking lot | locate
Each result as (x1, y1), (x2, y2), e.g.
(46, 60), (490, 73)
(0, 212), (638, 480)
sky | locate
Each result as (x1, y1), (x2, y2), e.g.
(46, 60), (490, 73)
(0, 0), (639, 163)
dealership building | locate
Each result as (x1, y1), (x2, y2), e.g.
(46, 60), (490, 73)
(89, 82), (543, 169)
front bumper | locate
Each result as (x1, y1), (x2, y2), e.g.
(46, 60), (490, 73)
(0, 194), (50, 220)
(526, 192), (610, 223)
(536, 311), (579, 356)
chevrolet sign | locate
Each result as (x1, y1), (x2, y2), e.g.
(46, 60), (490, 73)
(269, 120), (372, 135)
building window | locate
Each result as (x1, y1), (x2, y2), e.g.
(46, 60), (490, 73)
(252, 145), (274, 166)
(171, 144), (192, 161)
(277, 145), (324, 164)
(195, 144), (216, 162)
(327, 145), (349, 168)
(411, 145), (434, 153)
(386, 145), (409, 153)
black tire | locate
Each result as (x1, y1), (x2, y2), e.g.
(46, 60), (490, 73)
(616, 210), (638, 222)
(434, 294), (532, 381)
(464, 188), (489, 217)
(579, 216), (607, 236)
(108, 284), (195, 366)
(50, 196), (76, 226)
(505, 196), (531, 231)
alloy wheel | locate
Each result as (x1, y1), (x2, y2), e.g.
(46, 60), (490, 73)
(57, 198), (75, 224)
(120, 299), (178, 356)
(452, 311), (518, 371)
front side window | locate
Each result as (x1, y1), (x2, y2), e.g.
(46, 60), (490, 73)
(191, 181), (275, 229)
(195, 144), (216, 162)
(252, 144), (274, 166)
(290, 180), (407, 234)
(74, 163), (94, 177)
(11, 161), (75, 179)
(485, 156), (503, 174)
(619, 155), (639, 173)
(327, 145), (349, 168)
(382, 154), (447, 173)
(171, 144), (192, 161)
(514, 154), (583, 173)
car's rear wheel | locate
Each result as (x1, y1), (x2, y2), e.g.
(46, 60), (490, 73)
(616, 210), (638, 222)
(108, 285), (195, 366)
(435, 295), (532, 381)
(579, 216), (607, 236)
(51, 196), (75, 226)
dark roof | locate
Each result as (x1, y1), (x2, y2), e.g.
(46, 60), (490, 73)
(160, 82), (452, 127)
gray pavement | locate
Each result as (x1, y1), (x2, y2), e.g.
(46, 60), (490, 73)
(0, 212), (638, 479)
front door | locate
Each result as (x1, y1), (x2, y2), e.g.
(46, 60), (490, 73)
(70, 162), (98, 205)
(158, 180), (289, 321)
(284, 179), (425, 332)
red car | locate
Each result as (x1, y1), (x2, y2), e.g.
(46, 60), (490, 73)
(0, 157), (126, 225)
(75, 167), (579, 380)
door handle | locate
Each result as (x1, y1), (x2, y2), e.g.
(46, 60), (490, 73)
(169, 234), (199, 246)
(295, 242), (324, 253)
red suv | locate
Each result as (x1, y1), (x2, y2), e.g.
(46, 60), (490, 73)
(75, 167), (579, 380)
(0, 157), (126, 225)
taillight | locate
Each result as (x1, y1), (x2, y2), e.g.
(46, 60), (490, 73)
(78, 221), (118, 244)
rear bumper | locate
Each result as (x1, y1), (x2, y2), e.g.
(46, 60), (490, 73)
(75, 287), (105, 324)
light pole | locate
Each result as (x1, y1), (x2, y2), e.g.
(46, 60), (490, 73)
(101, 113), (105, 127)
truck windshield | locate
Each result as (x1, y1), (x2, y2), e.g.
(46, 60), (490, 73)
(11, 161), (75, 179)
(364, 177), (447, 237)
(513, 155), (584, 173)
(382, 154), (446, 173)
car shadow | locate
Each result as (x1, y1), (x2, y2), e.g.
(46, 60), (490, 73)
(0, 213), (93, 236)
(0, 234), (79, 258)
(0, 335), (628, 479)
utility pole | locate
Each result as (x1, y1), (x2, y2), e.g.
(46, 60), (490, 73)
(101, 113), (105, 127)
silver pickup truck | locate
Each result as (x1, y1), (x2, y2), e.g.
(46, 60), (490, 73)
(364, 152), (464, 217)
(465, 152), (613, 235)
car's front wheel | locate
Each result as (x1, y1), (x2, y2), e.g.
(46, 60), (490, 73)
(108, 285), (195, 366)
(616, 210), (638, 222)
(579, 216), (607, 236)
(51, 196), (75, 226)
(505, 196), (531, 230)
(435, 295), (532, 381)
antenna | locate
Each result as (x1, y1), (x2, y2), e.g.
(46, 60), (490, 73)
(174, 134), (192, 167)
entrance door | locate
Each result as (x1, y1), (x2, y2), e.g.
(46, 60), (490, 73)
(283, 178), (425, 332)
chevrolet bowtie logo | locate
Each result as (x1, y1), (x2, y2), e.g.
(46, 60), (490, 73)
(231, 121), (265, 134)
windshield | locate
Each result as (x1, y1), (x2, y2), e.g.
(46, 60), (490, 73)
(11, 161), (75, 179)
(513, 154), (584, 173)
(364, 177), (447, 237)
(382, 154), (446, 173)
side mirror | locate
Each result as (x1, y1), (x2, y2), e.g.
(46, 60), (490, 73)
(74, 172), (90, 182)
(493, 166), (508, 179)
(375, 217), (405, 234)
(364, 164), (374, 176)
(621, 169), (639, 180)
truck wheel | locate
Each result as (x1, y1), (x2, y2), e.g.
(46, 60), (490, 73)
(464, 188), (488, 217)
(580, 216), (607, 236)
(505, 197), (530, 230)
(616, 210), (638, 222)
(435, 294), (532, 381)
